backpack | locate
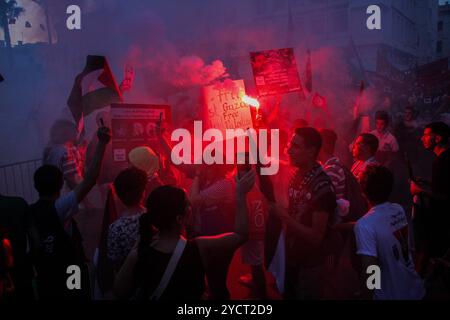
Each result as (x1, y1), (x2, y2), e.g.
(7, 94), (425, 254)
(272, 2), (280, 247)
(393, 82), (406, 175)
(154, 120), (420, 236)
(342, 166), (368, 222)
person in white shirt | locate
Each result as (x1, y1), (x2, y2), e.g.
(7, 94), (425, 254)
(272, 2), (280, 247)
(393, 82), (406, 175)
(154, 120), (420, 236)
(370, 111), (399, 165)
(354, 165), (425, 300)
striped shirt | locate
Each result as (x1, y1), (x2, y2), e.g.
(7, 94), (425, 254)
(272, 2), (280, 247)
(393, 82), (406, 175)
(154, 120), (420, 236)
(44, 143), (85, 178)
(351, 157), (379, 182)
(321, 157), (346, 199)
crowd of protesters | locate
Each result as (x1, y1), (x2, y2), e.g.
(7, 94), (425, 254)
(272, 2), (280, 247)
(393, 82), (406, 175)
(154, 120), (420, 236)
(1, 86), (450, 301)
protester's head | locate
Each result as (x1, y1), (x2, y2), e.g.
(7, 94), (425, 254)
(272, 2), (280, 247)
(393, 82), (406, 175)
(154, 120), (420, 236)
(319, 129), (337, 161)
(34, 165), (64, 198)
(49, 119), (78, 145)
(114, 167), (148, 208)
(352, 133), (379, 161)
(422, 121), (450, 151)
(287, 127), (322, 167)
(141, 186), (190, 239)
(293, 118), (309, 129)
(375, 110), (390, 133)
(360, 165), (393, 205)
(128, 146), (160, 177)
(404, 106), (416, 122)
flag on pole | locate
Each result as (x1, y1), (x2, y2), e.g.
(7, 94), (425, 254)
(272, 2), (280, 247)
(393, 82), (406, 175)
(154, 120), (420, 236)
(286, 4), (295, 47)
(257, 165), (285, 294)
(67, 55), (123, 133)
(344, 37), (368, 87)
(353, 80), (365, 120)
(304, 49), (312, 94)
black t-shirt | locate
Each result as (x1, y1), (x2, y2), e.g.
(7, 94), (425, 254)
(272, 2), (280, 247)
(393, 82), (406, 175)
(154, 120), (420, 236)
(134, 239), (205, 300)
(286, 164), (337, 267)
(428, 148), (450, 256)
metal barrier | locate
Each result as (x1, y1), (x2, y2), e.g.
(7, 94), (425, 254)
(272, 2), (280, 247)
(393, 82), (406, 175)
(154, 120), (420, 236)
(0, 159), (42, 204)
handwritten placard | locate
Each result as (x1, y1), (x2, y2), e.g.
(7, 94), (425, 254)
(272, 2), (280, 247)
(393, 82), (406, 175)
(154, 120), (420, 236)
(203, 79), (253, 133)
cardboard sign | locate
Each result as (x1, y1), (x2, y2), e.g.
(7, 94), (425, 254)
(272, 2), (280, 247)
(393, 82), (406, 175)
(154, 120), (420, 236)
(250, 48), (302, 96)
(203, 79), (253, 133)
(110, 104), (171, 162)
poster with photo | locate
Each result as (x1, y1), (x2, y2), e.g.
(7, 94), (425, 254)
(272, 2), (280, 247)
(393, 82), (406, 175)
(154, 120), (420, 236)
(250, 48), (302, 96)
(110, 104), (171, 162)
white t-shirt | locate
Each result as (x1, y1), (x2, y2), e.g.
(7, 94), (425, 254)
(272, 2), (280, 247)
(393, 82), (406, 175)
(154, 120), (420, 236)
(354, 202), (425, 300)
(369, 130), (399, 152)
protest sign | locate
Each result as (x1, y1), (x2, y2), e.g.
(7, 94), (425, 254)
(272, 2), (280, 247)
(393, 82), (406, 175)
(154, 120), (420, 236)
(250, 48), (302, 96)
(202, 79), (253, 133)
(110, 104), (171, 162)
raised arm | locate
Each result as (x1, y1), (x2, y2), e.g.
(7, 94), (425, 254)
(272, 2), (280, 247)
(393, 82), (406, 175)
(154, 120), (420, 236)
(73, 127), (111, 203)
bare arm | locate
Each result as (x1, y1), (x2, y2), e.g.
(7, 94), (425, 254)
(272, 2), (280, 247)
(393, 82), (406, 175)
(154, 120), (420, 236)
(73, 127), (111, 203)
(411, 180), (448, 201)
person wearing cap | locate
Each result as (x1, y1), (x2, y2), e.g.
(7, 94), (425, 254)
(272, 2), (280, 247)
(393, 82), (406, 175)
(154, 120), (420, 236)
(128, 146), (163, 198)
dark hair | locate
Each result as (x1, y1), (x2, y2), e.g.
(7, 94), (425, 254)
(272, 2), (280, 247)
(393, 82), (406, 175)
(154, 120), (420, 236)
(294, 127), (322, 157)
(405, 106), (415, 113)
(114, 167), (148, 207)
(319, 129), (337, 154)
(34, 165), (64, 197)
(426, 121), (450, 144)
(358, 133), (379, 155)
(360, 165), (393, 204)
(139, 186), (189, 255)
(292, 118), (309, 129)
(375, 110), (390, 124)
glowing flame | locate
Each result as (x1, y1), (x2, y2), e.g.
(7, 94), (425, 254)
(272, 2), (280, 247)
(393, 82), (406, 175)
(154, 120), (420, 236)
(242, 95), (260, 108)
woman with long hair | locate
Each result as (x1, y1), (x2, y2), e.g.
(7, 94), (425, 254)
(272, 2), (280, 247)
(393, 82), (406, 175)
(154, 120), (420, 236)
(114, 169), (255, 300)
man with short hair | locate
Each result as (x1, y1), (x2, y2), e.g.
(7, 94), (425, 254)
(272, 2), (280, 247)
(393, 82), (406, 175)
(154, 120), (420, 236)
(273, 127), (336, 299)
(410, 122), (450, 261)
(351, 133), (379, 182)
(355, 165), (424, 300)
(29, 126), (111, 300)
(370, 110), (399, 155)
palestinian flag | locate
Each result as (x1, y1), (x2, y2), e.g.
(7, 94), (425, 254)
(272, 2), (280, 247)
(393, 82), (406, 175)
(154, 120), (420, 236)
(67, 55), (122, 132)
(257, 167), (286, 294)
